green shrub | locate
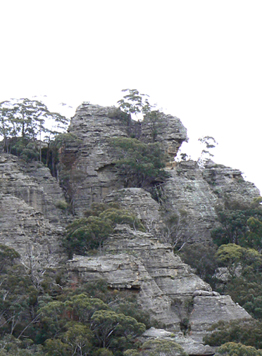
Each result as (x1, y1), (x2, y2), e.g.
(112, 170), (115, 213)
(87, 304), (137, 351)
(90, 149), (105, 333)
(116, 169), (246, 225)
(204, 319), (262, 349)
(55, 200), (69, 210)
(110, 137), (169, 188)
(63, 203), (145, 257)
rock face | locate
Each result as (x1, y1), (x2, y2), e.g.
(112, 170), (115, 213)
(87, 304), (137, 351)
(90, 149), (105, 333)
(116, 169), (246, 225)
(105, 188), (163, 236)
(163, 159), (260, 244)
(60, 103), (188, 215)
(191, 294), (250, 342)
(140, 113), (188, 159)
(61, 103), (260, 244)
(67, 225), (251, 349)
(0, 153), (67, 268)
(1, 102), (260, 355)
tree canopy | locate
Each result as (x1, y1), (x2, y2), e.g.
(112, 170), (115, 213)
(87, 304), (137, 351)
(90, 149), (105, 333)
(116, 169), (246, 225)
(0, 98), (68, 161)
(63, 203), (145, 258)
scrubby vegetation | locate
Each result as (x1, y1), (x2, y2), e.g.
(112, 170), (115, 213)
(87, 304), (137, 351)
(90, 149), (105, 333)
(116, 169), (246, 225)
(179, 197), (262, 350)
(0, 244), (153, 356)
(110, 137), (169, 188)
(63, 202), (145, 258)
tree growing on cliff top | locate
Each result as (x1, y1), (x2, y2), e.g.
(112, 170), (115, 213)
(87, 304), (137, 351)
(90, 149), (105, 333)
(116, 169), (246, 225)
(117, 89), (164, 142)
(117, 89), (152, 117)
(0, 98), (68, 160)
(198, 135), (218, 168)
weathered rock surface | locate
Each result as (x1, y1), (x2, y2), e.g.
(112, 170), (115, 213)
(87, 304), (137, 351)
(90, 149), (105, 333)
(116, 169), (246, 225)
(1, 102), (260, 355)
(0, 194), (65, 268)
(142, 328), (215, 355)
(202, 160), (260, 208)
(191, 294), (251, 342)
(0, 153), (66, 224)
(0, 153), (67, 267)
(105, 188), (163, 236)
(67, 252), (180, 328)
(67, 225), (251, 351)
(162, 160), (260, 244)
(63, 103), (260, 244)
(140, 113), (188, 159)
(60, 103), (188, 215)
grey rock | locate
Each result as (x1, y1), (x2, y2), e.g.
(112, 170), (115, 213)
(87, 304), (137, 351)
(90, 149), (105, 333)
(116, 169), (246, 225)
(162, 161), (219, 244)
(162, 159), (260, 245)
(67, 225), (250, 347)
(105, 188), (163, 236)
(0, 153), (66, 224)
(191, 295), (251, 342)
(67, 252), (180, 328)
(0, 153), (68, 268)
(60, 104), (129, 215)
(0, 194), (66, 269)
(202, 160), (260, 209)
(60, 104), (188, 215)
(142, 328), (215, 355)
(140, 112), (188, 159)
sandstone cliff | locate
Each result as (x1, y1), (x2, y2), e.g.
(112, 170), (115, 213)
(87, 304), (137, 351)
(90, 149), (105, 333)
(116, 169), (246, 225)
(0, 153), (67, 269)
(1, 102), (260, 355)
(60, 103), (260, 244)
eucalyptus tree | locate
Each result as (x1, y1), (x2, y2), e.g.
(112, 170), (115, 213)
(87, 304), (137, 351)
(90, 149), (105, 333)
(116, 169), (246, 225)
(0, 98), (68, 160)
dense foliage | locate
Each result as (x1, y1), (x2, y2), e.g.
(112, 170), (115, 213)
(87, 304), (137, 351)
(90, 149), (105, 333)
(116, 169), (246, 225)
(0, 245), (151, 356)
(204, 319), (262, 350)
(0, 98), (68, 164)
(110, 137), (169, 188)
(211, 204), (262, 250)
(216, 342), (262, 356)
(179, 243), (219, 288)
(63, 202), (145, 258)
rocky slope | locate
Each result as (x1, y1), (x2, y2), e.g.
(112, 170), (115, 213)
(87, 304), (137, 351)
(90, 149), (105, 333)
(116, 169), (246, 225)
(0, 103), (260, 355)
(67, 223), (250, 352)
(59, 103), (188, 215)
(60, 103), (260, 244)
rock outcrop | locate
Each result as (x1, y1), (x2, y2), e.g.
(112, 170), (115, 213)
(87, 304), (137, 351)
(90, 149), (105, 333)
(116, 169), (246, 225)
(1, 102), (260, 355)
(105, 188), (163, 236)
(141, 328), (215, 355)
(67, 224), (251, 349)
(163, 159), (260, 244)
(60, 103), (188, 215)
(61, 103), (260, 245)
(0, 153), (67, 267)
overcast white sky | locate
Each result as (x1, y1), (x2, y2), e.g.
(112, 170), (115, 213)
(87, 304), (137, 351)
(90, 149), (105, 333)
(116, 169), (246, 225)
(1, 0), (262, 192)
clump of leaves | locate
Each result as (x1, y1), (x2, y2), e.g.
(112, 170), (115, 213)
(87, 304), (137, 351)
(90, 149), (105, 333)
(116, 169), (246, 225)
(216, 342), (262, 356)
(110, 137), (169, 188)
(179, 243), (218, 288)
(63, 203), (145, 258)
(204, 319), (262, 349)
(211, 204), (262, 250)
